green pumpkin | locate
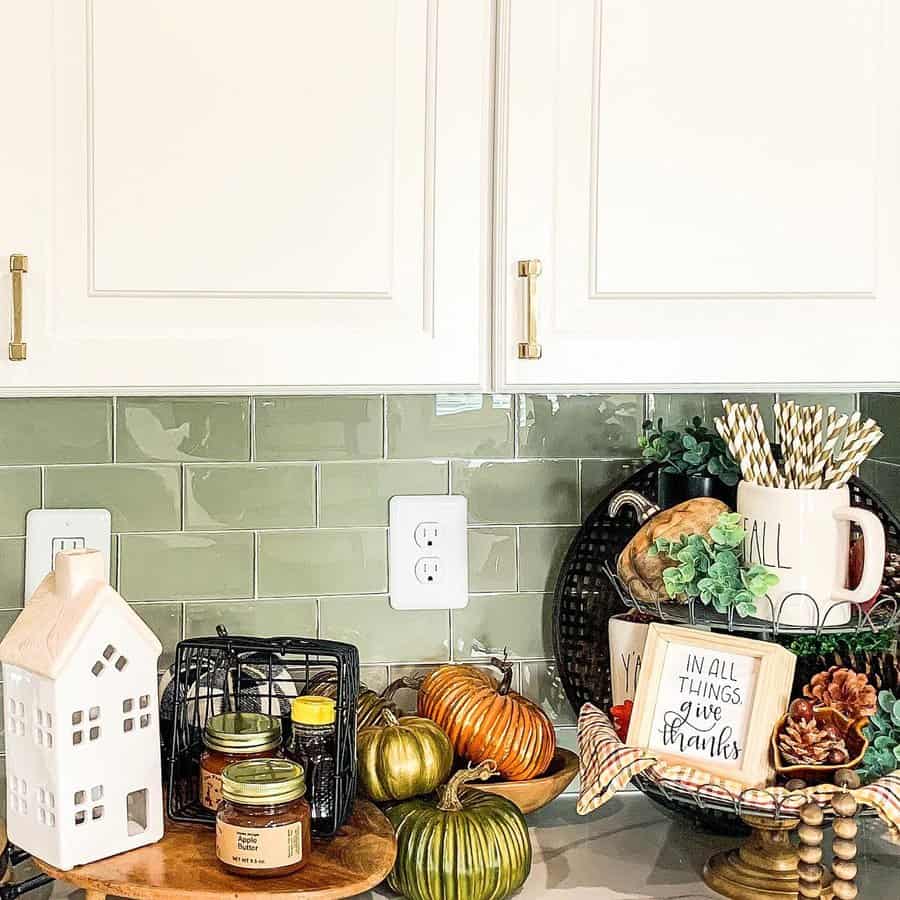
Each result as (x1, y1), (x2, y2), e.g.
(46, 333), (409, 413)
(386, 762), (532, 900)
(307, 671), (416, 730)
(358, 710), (453, 802)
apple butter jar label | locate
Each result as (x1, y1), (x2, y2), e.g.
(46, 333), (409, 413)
(216, 819), (303, 870)
(200, 766), (224, 811)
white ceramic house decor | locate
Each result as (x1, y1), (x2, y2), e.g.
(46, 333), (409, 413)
(0, 549), (164, 870)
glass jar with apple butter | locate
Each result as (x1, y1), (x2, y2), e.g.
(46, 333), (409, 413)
(199, 712), (282, 812)
(216, 759), (311, 877)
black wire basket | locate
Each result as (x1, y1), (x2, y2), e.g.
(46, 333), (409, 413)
(164, 630), (359, 838)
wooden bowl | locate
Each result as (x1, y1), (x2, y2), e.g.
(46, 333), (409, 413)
(772, 707), (869, 785)
(467, 748), (579, 814)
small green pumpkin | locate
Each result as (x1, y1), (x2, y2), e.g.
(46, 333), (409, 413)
(386, 761), (532, 900)
(307, 671), (415, 730)
(358, 709), (453, 802)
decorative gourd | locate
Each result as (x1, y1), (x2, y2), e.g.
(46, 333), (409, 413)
(616, 496), (729, 602)
(357, 709), (454, 802)
(307, 671), (414, 730)
(417, 658), (555, 781)
(386, 761), (532, 900)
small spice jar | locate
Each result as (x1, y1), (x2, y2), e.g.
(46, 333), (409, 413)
(200, 712), (282, 812)
(288, 696), (336, 835)
(216, 758), (311, 877)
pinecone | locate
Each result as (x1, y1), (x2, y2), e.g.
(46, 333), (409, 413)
(778, 715), (847, 766)
(803, 666), (877, 720)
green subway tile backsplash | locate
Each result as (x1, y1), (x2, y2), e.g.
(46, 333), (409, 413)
(386, 394), (514, 459)
(258, 528), (387, 597)
(0, 467), (40, 536)
(319, 460), (448, 527)
(0, 392), (872, 690)
(116, 396), (250, 462)
(45, 464), (182, 533)
(255, 395), (383, 461)
(185, 463), (315, 531)
(0, 398), (112, 465)
(451, 460), (579, 525)
(120, 531), (254, 602)
(517, 394), (642, 458)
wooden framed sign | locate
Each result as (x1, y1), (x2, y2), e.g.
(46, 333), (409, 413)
(626, 624), (796, 787)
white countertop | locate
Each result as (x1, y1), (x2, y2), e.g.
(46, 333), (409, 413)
(31, 793), (900, 899)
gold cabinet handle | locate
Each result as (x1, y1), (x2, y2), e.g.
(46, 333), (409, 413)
(517, 258), (542, 360)
(9, 254), (27, 361)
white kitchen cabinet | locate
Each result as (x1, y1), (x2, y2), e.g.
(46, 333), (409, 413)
(0, 1), (492, 393)
(496, 0), (900, 391)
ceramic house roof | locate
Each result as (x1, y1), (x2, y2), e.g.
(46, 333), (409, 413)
(0, 549), (161, 679)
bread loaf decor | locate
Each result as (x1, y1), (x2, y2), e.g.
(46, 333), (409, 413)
(616, 496), (729, 603)
(417, 658), (556, 781)
(647, 511), (780, 618)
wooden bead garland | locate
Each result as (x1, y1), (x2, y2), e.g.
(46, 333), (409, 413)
(798, 802), (825, 899)
(830, 770), (860, 900)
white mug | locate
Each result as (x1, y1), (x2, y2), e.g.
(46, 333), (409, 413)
(736, 482), (885, 627)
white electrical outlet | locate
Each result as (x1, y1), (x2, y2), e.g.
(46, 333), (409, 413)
(25, 509), (112, 603)
(389, 495), (467, 610)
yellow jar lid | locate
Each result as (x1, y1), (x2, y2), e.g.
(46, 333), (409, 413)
(221, 758), (306, 806)
(203, 712), (282, 754)
(291, 695), (336, 726)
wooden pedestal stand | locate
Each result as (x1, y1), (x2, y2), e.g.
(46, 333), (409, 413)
(33, 800), (396, 900)
(703, 814), (833, 900)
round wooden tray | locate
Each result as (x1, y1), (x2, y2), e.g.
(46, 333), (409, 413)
(34, 800), (396, 900)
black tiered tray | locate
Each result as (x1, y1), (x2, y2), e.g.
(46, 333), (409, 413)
(552, 462), (900, 832)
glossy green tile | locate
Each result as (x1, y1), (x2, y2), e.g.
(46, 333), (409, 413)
(258, 529), (387, 597)
(320, 461), (447, 527)
(0, 540), (25, 609)
(468, 527), (517, 593)
(517, 394), (642, 458)
(361, 665), (390, 695)
(255, 396), (383, 461)
(44, 465), (181, 532)
(554, 727), (580, 794)
(861, 394), (900, 462)
(131, 602), (183, 670)
(520, 660), (575, 725)
(117, 396), (250, 462)
(580, 459), (645, 518)
(320, 595), (449, 663)
(119, 532), (253, 602)
(860, 460), (900, 516)
(0, 468), (40, 537)
(451, 460), (578, 525)
(647, 393), (776, 433)
(518, 526), (579, 592)
(777, 393), (857, 417)
(451, 593), (551, 660)
(0, 398), (112, 465)
(185, 463), (315, 531)
(387, 394), (514, 459)
(185, 597), (317, 641)
(0, 610), (21, 640)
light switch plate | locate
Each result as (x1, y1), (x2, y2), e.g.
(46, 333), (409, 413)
(25, 509), (112, 603)
(389, 495), (468, 610)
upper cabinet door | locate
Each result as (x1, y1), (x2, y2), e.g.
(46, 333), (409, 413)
(496, 0), (900, 390)
(0, 1), (492, 392)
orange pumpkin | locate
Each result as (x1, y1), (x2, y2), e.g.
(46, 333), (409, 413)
(417, 658), (556, 781)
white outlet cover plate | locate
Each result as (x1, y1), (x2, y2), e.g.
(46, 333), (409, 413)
(389, 495), (468, 610)
(25, 509), (112, 603)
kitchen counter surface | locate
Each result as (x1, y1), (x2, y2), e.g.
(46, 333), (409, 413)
(33, 793), (900, 899)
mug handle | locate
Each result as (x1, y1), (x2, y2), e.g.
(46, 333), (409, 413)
(831, 506), (885, 605)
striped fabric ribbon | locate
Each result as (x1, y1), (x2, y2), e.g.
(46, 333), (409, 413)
(576, 703), (900, 835)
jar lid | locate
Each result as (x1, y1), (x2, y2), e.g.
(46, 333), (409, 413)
(221, 759), (306, 806)
(292, 695), (336, 726)
(203, 712), (282, 754)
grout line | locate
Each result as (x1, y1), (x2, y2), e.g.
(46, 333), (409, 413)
(248, 395), (256, 462)
(512, 393), (520, 457)
(179, 464), (186, 531)
(381, 394), (388, 459)
(39, 465), (46, 508)
(576, 458), (583, 522)
(110, 395), (118, 462)
(514, 525), (520, 592)
(314, 462), (321, 527)
(252, 531), (259, 598)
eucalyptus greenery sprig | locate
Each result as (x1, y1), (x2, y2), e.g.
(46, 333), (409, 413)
(858, 690), (900, 783)
(640, 417), (741, 487)
(647, 512), (779, 618)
